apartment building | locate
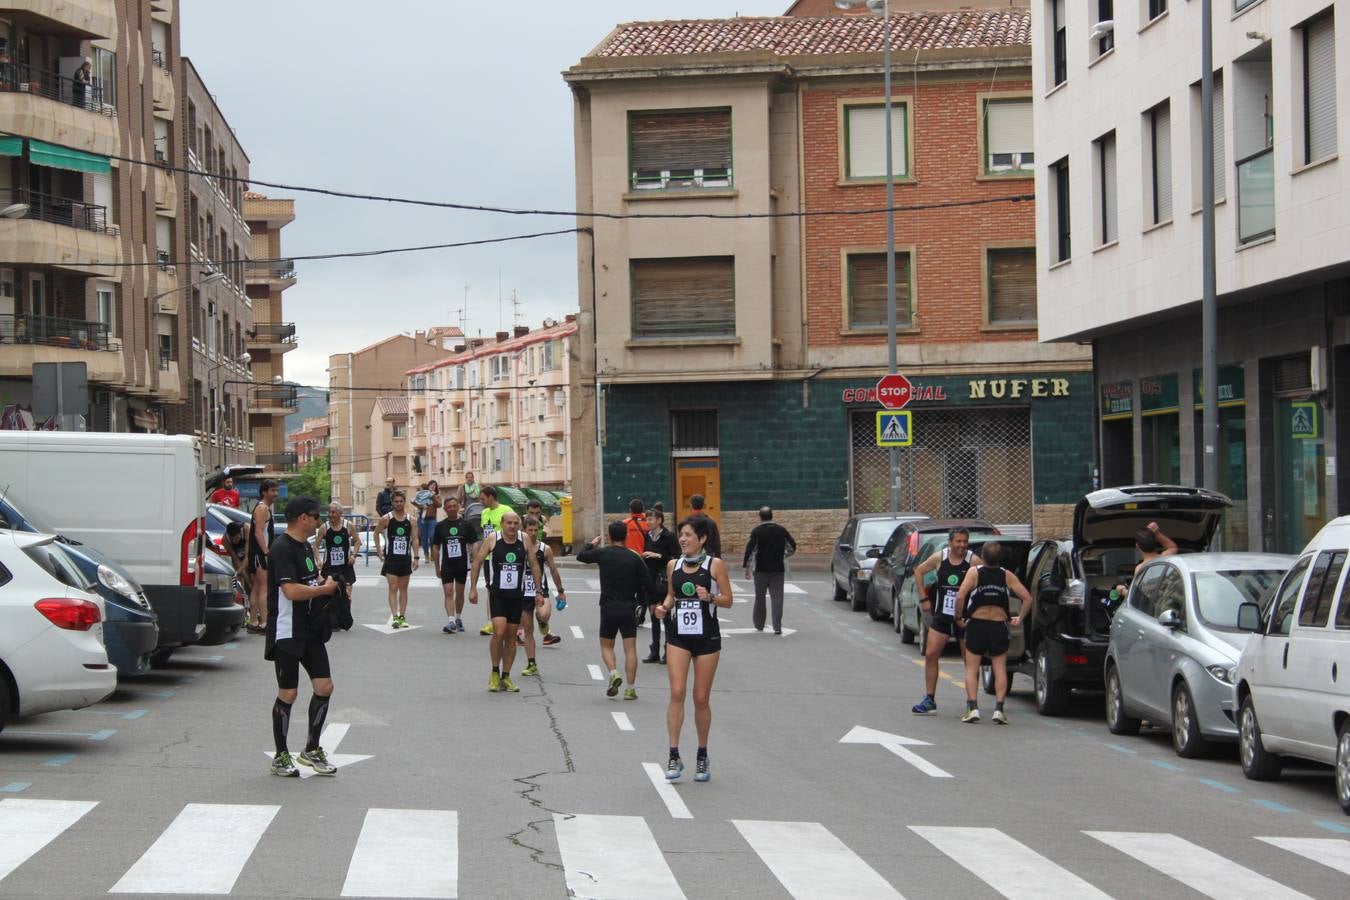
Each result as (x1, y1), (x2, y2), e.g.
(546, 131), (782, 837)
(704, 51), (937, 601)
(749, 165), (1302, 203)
(327, 329), (461, 513)
(0, 1), (187, 433)
(286, 415), (327, 468)
(1033, 0), (1349, 552)
(566, 9), (1091, 549)
(366, 397), (409, 511)
(244, 190), (297, 472)
(405, 318), (576, 497)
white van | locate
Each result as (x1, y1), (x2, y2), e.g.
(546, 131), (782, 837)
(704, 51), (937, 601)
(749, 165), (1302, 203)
(1233, 516), (1350, 814)
(0, 432), (207, 651)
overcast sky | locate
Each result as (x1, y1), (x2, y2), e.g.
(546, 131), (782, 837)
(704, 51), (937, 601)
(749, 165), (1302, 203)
(181, 1), (784, 387)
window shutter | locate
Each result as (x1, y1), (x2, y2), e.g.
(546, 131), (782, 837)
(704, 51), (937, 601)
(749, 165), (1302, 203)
(631, 257), (735, 338)
(988, 248), (1037, 325)
(1271, 354), (1312, 394)
(986, 99), (1033, 160)
(1213, 75), (1226, 200)
(848, 253), (911, 328)
(629, 110), (732, 186)
(846, 106), (907, 178)
(1153, 103), (1173, 222)
(1102, 133), (1118, 244)
(1306, 15), (1337, 162)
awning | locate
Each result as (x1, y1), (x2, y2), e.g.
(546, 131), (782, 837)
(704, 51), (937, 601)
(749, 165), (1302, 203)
(495, 486), (532, 509)
(28, 139), (111, 175)
(523, 488), (562, 515)
(0, 136), (22, 157)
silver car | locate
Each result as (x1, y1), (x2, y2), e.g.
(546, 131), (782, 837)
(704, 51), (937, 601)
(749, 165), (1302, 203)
(1105, 553), (1292, 758)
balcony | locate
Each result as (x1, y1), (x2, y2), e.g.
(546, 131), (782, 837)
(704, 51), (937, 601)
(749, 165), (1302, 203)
(249, 384), (298, 415)
(154, 359), (181, 402)
(0, 189), (121, 275)
(155, 261), (179, 311)
(152, 60), (174, 119)
(0, 313), (123, 382)
(155, 165), (177, 213)
(258, 451), (299, 470)
(247, 322), (297, 352)
(246, 259), (297, 288)
(0, 62), (117, 157)
(2, 1), (116, 39)
(150, 0), (173, 23)
(1237, 147), (1275, 245)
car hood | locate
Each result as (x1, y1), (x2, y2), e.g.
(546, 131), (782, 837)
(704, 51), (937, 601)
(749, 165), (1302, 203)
(1074, 485), (1232, 551)
(1205, 629), (1250, 659)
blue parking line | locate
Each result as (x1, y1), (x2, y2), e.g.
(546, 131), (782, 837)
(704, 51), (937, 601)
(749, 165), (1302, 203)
(88, 729), (117, 742)
(1105, 744), (1138, 755)
(1, 782), (31, 793)
(43, 755), (75, 767)
(222, 642), (239, 651)
(1315, 820), (1350, 834)
(1197, 778), (1241, 794)
(1149, 760), (1185, 772)
(1250, 798), (1296, 813)
(122, 709), (147, 720)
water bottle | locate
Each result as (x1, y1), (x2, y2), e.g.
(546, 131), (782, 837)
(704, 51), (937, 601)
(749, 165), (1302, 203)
(555, 592), (567, 612)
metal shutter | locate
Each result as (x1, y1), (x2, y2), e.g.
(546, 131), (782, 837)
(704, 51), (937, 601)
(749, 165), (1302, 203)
(1101, 132), (1118, 244)
(1153, 102), (1173, 223)
(629, 110), (732, 188)
(987, 99), (1033, 160)
(847, 105), (907, 178)
(631, 257), (735, 338)
(1271, 354), (1312, 394)
(1212, 74), (1227, 201)
(988, 248), (1037, 324)
(847, 253), (912, 328)
(1306, 14), (1337, 162)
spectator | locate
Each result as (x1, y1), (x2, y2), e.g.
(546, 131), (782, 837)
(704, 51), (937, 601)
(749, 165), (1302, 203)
(624, 498), (648, 554)
(687, 494), (722, 558)
(209, 476), (241, 508)
(742, 507), (797, 635)
(375, 477), (395, 518)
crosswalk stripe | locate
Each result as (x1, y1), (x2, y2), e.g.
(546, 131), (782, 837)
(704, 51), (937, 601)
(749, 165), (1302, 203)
(734, 820), (902, 898)
(111, 803), (278, 894)
(570, 625), (585, 639)
(911, 826), (1110, 899)
(341, 809), (457, 898)
(1257, 837), (1350, 876)
(641, 763), (693, 820)
(1086, 832), (1312, 900)
(553, 813), (685, 900)
(0, 799), (97, 884)
(587, 664), (604, 681)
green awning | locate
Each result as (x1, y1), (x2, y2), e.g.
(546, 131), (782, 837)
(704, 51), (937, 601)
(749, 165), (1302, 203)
(27, 139), (110, 174)
(0, 136), (22, 157)
(495, 486), (531, 509)
(523, 488), (562, 515)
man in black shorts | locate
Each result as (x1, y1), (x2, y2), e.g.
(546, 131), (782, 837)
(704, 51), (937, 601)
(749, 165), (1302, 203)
(908, 528), (981, 715)
(247, 479), (279, 634)
(265, 497), (342, 777)
(955, 542), (1034, 724)
(433, 495), (479, 634)
(577, 520), (653, 700)
(469, 511), (541, 693)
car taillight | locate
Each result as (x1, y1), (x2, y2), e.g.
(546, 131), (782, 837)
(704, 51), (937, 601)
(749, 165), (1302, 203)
(1064, 654), (1090, 666)
(1063, 578), (1086, 607)
(210, 536), (227, 555)
(907, 533), (919, 557)
(181, 517), (204, 587)
(35, 597), (101, 631)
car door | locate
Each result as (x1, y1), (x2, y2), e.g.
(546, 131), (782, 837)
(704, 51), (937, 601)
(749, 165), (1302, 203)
(1022, 542), (1060, 657)
(1115, 564), (1165, 718)
(873, 528), (904, 614)
(1144, 563), (1189, 718)
(1249, 554), (1314, 748)
(833, 519), (856, 590)
(1286, 550), (1345, 759)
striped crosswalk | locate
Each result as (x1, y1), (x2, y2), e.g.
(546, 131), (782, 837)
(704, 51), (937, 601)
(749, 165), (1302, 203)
(0, 797), (1346, 897)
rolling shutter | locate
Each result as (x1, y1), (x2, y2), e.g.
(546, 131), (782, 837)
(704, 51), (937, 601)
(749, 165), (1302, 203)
(629, 110), (731, 187)
(987, 99), (1033, 165)
(631, 257), (735, 338)
(1305, 14), (1337, 162)
(847, 105), (907, 178)
(1152, 102), (1173, 223)
(988, 248), (1037, 325)
(848, 253), (912, 328)
(1212, 74), (1227, 200)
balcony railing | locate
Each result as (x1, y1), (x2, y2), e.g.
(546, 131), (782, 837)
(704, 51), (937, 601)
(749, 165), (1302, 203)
(258, 452), (298, 469)
(1236, 147), (1275, 244)
(247, 259), (296, 279)
(0, 314), (114, 351)
(254, 385), (298, 407)
(158, 346), (172, 370)
(0, 61), (112, 114)
(2, 188), (113, 235)
(151, 48), (167, 70)
(250, 322), (297, 344)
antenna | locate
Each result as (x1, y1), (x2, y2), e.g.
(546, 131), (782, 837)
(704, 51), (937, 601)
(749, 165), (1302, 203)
(512, 290), (523, 328)
(496, 270), (502, 333)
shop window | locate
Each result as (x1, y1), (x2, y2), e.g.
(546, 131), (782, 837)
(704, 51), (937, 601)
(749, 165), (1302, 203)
(847, 252), (913, 330)
(628, 108), (732, 191)
(631, 257), (735, 339)
(1140, 373), (1179, 483)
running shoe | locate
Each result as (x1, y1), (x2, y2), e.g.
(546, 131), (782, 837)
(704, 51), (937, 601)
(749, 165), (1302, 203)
(500, 675), (520, 693)
(443, 622), (455, 634)
(694, 756), (710, 782)
(992, 709), (1009, 725)
(911, 696), (937, 715)
(665, 755), (684, 781)
(522, 662), (539, 677)
(480, 623), (494, 636)
(270, 751), (299, 777)
(455, 620), (466, 633)
(606, 671), (623, 697)
(488, 672), (501, 692)
(623, 687), (638, 701)
(297, 748), (337, 776)
(543, 633), (561, 646)
(961, 707), (981, 724)
(396, 615), (408, 629)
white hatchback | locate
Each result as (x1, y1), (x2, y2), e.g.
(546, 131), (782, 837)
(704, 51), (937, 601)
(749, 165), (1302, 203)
(0, 530), (116, 729)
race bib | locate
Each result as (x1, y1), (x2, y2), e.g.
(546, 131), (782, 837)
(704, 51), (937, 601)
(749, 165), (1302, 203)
(523, 573), (537, 597)
(941, 588), (958, 617)
(676, 600), (704, 636)
(329, 548), (346, 567)
(392, 537), (408, 556)
(499, 567), (519, 591)
(445, 539), (463, 559)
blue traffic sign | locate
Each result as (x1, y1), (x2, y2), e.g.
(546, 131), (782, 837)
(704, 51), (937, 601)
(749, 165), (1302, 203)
(875, 411), (913, 447)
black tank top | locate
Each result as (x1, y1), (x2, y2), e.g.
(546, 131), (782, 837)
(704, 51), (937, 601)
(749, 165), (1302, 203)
(323, 522), (352, 569)
(386, 516), (413, 559)
(489, 537), (527, 599)
(967, 566), (1010, 617)
(523, 546), (548, 598)
(251, 504), (274, 553)
(669, 557), (720, 641)
(440, 518), (470, 570)
(935, 549), (973, 618)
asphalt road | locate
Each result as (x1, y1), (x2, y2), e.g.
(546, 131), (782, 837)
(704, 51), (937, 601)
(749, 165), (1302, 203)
(1, 563), (1347, 899)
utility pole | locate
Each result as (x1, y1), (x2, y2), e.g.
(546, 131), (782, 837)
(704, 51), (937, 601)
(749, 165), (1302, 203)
(1200, 0), (1219, 492)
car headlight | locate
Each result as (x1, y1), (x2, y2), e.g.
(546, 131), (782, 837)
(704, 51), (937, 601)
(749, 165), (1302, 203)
(204, 570), (233, 592)
(98, 564), (150, 609)
(855, 568), (872, 581)
(1205, 664), (1236, 685)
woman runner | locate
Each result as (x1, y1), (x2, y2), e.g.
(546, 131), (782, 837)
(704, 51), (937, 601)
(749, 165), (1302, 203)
(375, 491), (419, 628)
(955, 541), (1034, 724)
(653, 516), (733, 782)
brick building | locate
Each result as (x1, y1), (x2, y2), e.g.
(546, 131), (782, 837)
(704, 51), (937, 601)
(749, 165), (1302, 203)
(286, 416), (328, 467)
(244, 191), (298, 472)
(566, 10), (1092, 551)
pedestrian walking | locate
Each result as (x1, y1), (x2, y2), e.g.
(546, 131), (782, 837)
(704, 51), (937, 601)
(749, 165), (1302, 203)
(642, 507), (679, 664)
(264, 497), (341, 777)
(518, 514), (567, 675)
(653, 516), (733, 782)
(476, 486), (513, 636)
(246, 480), (279, 634)
(955, 542), (1034, 724)
(577, 520), (653, 700)
(375, 478), (395, 518)
(909, 528), (981, 715)
(208, 475), (241, 508)
(433, 495), (479, 634)
(317, 502), (360, 632)
(459, 471), (481, 506)
(741, 507), (797, 635)
(468, 511), (541, 693)
(687, 494), (722, 558)
(375, 491), (418, 628)
(414, 481), (441, 563)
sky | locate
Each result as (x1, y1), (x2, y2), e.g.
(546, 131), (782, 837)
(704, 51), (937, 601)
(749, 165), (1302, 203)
(181, 1), (785, 388)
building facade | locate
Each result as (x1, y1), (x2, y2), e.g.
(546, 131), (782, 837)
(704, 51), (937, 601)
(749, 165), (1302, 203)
(286, 415), (327, 467)
(567, 10), (1091, 551)
(1033, 0), (1349, 553)
(366, 397), (408, 511)
(244, 190), (297, 473)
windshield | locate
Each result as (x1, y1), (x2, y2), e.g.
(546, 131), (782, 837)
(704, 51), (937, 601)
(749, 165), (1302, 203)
(857, 520), (905, 547)
(1193, 570), (1287, 632)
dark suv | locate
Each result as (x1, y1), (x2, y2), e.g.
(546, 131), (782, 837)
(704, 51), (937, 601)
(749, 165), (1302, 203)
(866, 518), (995, 633)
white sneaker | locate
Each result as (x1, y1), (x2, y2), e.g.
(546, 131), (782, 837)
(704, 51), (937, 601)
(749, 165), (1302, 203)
(992, 709), (1009, 725)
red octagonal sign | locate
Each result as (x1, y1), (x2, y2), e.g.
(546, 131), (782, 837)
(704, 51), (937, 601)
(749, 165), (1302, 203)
(876, 373), (913, 410)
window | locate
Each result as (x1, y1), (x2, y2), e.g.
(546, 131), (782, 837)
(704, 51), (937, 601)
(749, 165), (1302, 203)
(392, 422), (406, 439)
(1146, 0), (1167, 22)
(1146, 100), (1173, 224)
(631, 257), (735, 339)
(1302, 12), (1337, 163)
(1190, 73), (1226, 206)
(1093, 131), (1118, 246)
(844, 103), (908, 179)
(1155, 565), (1187, 625)
(846, 252), (913, 330)
(1131, 566), (1164, 614)
(983, 98), (1034, 174)
(1298, 551), (1344, 628)
(92, 48), (116, 111)
(541, 340), (559, 372)
(1337, 563), (1350, 629)
(1093, 1), (1115, 59)
(553, 388), (565, 410)
(1051, 157), (1071, 262)
(1051, 0), (1067, 87)
(628, 108), (732, 191)
(986, 248), (1037, 326)
(490, 355), (509, 381)
(1268, 555), (1310, 636)
(96, 282), (116, 335)
(671, 409), (719, 452)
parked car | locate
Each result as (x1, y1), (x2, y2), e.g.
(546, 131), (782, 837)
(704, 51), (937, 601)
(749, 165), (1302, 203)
(1105, 553), (1291, 757)
(1003, 485), (1232, 716)
(0, 530), (116, 731)
(1234, 516), (1350, 814)
(0, 492), (158, 677)
(830, 513), (928, 611)
(865, 518), (996, 634)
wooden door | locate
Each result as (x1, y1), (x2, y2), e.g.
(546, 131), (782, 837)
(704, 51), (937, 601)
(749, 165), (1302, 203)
(674, 458), (721, 524)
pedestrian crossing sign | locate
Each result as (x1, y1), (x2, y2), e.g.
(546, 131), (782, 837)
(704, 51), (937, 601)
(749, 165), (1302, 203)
(876, 410), (913, 447)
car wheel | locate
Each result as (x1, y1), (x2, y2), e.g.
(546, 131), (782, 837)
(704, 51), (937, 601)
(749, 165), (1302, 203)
(1104, 664), (1141, 736)
(981, 664), (996, 696)
(850, 582), (868, 612)
(149, 647), (175, 668)
(866, 584), (886, 621)
(1034, 645), (1071, 716)
(1237, 695), (1282, 782)
(1336, 720), (1350, 815)
(1171, 682), (1212, 758)
(833, 579), (847, 603)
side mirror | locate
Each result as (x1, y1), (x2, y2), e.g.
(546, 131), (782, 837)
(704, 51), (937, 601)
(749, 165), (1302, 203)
(1236, 601), (1262, 633)
(838, 544), (852, 553)
(1157, 608), (1181, 629)
(865, 547), (881, 559)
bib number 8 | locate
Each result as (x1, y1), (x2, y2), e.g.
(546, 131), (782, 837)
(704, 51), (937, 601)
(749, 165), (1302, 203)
(500, 568), (519, 591)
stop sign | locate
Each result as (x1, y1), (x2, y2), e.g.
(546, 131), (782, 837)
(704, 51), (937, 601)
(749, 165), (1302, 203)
(875, 373), (913, 410)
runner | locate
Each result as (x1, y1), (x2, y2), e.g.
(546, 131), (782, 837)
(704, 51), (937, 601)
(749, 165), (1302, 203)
(317, 502), (360, 633)
(955, 541), (1034, 724)
(653, 516), (733, 782)
(468, 511), (541, 693)
(577, 521), (652, 700)
(642, 506), (679, 664)
(433, 495), (479, 634)
(265, 497), (341, 777)
(246, 479), (279, 634)
(518, 514), (567, 675)
(225, 522), (251, 613)
(910, 528), (982, 715)
(476, 486), (513, 636)
(375, 490), (419, 628)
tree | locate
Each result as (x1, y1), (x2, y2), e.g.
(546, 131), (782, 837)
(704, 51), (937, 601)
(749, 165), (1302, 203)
(287, 451), (331, 507)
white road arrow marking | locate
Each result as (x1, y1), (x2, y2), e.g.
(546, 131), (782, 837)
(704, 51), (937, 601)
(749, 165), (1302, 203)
(839, 725), (952, 778)
(261, 722), (373, 778)
(362, 622), (424, 635)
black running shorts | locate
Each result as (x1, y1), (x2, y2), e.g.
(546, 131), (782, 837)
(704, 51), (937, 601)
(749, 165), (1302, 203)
(381, 556), (412, 578)
(599, 605), (637, 641)
(323, 565), (356, 585)
(665, 634), (721, 657)
(273, 641), (331, 690)
(440, 566), (468, 585)
(929, 612), (963, 639)
(489, 591), (525, 625)
(963, 618), (1010, 657)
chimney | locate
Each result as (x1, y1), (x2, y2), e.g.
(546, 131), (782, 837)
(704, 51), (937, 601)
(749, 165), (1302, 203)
(513, 325), (529, 338)
(495, 331), (510, 343)
(564, 314), (576, 323)
(470, 338), (485, 349)
(454, 344), (466, 353)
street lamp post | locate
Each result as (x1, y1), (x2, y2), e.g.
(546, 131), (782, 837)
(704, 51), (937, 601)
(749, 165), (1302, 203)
(837, 0), (899, 513)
